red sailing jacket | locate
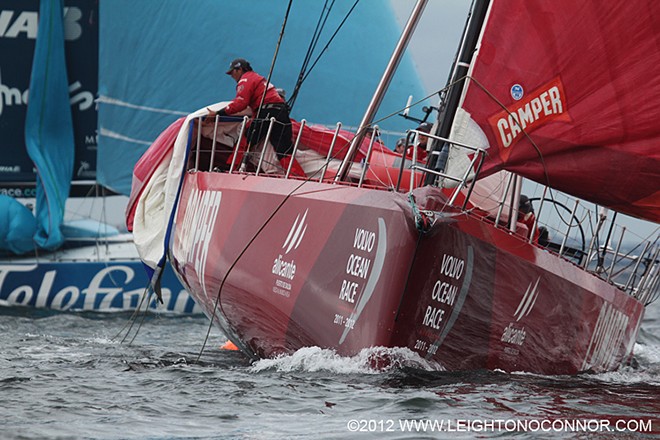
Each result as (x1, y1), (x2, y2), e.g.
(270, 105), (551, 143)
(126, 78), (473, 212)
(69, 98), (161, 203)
(224, 71), (284, 115)
(405, 145), (428, 162)
(518, 211), (540, 244)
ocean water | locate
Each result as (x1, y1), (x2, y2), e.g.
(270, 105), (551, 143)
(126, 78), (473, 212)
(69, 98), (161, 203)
(1, 301), (658, 440)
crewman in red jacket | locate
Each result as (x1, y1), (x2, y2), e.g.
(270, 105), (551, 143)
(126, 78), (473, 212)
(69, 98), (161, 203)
(406, 122), (430, 162)
(518, 195), (540, 243)
(208, 58), (305, 177)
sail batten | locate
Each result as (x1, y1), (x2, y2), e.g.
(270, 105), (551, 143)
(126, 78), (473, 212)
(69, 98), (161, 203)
(451, 0), (660, 222)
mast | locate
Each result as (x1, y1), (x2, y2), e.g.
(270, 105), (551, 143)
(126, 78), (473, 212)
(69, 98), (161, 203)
(424, 0), (490, 185)
(336, 0), (428, 182)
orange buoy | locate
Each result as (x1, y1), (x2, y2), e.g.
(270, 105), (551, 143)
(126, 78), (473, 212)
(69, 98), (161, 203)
(220, 340), (239, 351)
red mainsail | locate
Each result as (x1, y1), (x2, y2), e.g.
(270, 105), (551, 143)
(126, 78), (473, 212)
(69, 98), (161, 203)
(454, 1), (660, 222)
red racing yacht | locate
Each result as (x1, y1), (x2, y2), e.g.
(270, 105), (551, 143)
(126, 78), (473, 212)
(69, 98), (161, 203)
(129, 0), (659, 374)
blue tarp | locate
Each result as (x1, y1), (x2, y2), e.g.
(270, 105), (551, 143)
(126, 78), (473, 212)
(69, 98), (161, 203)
(24, 0), (75, 250)
(97, 0), (427, 195)
(0, 195), (37, 254)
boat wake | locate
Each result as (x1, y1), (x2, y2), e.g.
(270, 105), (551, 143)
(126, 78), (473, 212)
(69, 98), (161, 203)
(249, 346), (445, 374)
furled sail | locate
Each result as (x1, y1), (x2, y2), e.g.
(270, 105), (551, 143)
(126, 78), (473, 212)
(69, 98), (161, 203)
(450, 0), (660, 222)
(24, 0), (75, 250)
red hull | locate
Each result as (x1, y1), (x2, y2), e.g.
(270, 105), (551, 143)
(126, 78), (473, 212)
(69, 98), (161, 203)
(169, 172), (644, 375)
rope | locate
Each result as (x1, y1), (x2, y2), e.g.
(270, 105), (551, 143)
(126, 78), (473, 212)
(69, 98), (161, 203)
(192, 81), (471, 360)
(462, 75), (551, 189)
(287, 0), (335, 110)
(287, 0), (361, 111)
(196, 151), (443, 360)
(408, 193), (425, 231)
(195, 171), (321, 362)
(255, 0), (293, 122)
(111, 284), (154, 344)
(240, 0), (293, 170)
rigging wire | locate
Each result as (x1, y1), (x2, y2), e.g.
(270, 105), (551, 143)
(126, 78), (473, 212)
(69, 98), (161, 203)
(124, 295), (153, 345)
(452, 75), (609, 247)
(194, 157), (382, 362)
(287, 0), (335, 110)
(241, 0), (294, 169)
(465, 76), (550, 190)
(192, 86), (454, 359)
(287, 0), (361, 111)
(255, 0), (293, 116)
(528, 196), (587, 253)
(459, 76), (594, 248)
(111, 284), (154, 344)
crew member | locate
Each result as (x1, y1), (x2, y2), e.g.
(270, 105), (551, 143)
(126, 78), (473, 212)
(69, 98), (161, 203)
(394, 137), (407, 154)
(208, 58), (305, 177)
(518, 195), (540, 243)
(406, 122), (431, 162)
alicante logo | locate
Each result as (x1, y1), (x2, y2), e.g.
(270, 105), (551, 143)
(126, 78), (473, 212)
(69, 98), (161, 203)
(514, 277), (540, 322)
(282, 209), (308, 254)
(272, 210), (308, 284)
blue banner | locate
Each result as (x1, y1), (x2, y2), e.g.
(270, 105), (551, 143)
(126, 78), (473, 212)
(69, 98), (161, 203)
(0, 261), (199, 313)
(0, 0), (98, 189)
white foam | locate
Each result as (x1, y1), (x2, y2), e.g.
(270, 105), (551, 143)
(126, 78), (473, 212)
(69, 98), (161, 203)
(249, 346), (444, 374)
(580, 343), (660, 384)
(88, 336), (118, 345)
(586, 368), (660, 385)
(633, 341), (660, 365)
